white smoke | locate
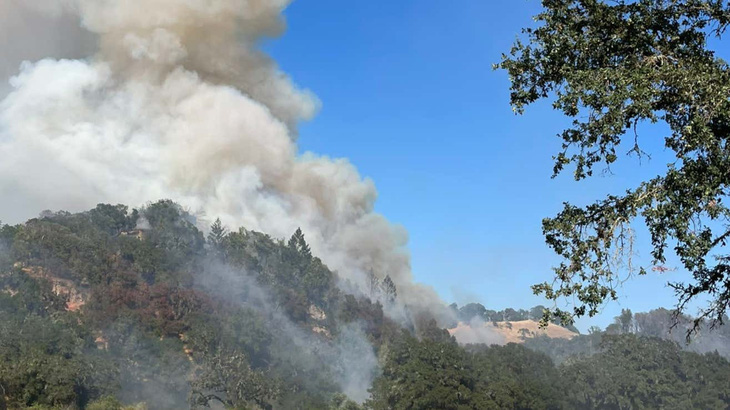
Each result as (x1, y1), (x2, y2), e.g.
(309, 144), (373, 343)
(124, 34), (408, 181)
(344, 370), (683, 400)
(449, 317), (506, 346)
(0, 0), (449, 319)
(0, 0), (95, 98)
(196, 261), (379, 403)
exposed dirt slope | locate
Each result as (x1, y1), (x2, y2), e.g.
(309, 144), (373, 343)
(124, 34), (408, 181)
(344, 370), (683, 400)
(16, 264), (88, 311)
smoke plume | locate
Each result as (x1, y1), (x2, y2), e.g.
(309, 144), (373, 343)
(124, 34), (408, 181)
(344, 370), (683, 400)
(0, 0), (449, 320)
(0, 0), (95, 96)
(197, 261), (379, 403)
(449, 318), (506, 346)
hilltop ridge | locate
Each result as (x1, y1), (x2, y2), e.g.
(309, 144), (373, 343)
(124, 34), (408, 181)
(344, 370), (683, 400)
(1, 201), (729, 409)
(449, 319), (578, 345)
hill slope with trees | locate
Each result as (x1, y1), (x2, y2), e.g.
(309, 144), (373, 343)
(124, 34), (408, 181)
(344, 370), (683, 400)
(1, 201), (729, 409)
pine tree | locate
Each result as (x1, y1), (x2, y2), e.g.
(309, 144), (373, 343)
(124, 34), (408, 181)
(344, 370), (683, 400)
(287, 230), (298, 250)
(296, 231), (311, 260)
(381, 275), (397, 304)
(288, 228), (311, 260)
(208, 218), (227, 250)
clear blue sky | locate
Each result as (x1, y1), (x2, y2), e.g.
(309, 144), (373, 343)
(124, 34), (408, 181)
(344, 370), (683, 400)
(266, 0), (705, 330)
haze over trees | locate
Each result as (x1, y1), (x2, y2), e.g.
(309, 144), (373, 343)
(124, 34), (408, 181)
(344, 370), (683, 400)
(0, 201), (729, 409)
(450, 302), (580, 333)
(499, 0), (730, 332)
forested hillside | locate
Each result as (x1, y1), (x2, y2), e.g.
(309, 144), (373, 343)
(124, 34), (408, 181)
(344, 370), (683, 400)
(1, 201), (729, 409)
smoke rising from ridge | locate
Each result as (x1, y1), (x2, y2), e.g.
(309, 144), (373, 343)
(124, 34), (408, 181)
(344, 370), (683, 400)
(0, 0), (449, 320)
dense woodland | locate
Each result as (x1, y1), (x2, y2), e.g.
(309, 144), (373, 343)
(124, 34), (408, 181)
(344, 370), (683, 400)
(0, 201), (728, 409)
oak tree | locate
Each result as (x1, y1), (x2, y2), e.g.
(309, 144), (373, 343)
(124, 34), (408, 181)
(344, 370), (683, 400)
(500, 0), (730, 333)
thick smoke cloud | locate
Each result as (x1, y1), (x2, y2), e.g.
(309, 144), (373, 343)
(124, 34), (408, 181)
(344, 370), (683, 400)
(0, 0), (449, 321)
(0, 0), (95, 97)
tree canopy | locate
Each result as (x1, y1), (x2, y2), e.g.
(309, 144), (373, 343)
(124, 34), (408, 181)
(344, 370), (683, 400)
(1, 203), (729, 408)
(499, 0), (730, 332)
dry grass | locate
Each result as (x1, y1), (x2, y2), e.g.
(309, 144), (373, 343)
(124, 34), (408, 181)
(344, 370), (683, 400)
(448, 320), (577, 344)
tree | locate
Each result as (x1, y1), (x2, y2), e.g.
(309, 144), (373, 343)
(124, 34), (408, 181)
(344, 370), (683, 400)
(0, 303), (118, 408)
(458, 303), (488, 322)
(207, 218), (227, 253)
(499, 0), (730, 332)
(190, 349), (279, 409)
(530, 305), (547, 321)
(559, 334), (730, 409)
(468, 343), (564, 409)
(330, 393), (364, 409)
(381, 275), (397, 304)
(288, 227), (312, 260)
(367, 269), (380, 299)
(616, 309), (634, 334)
(208, 218), (228, 257)
(368, 331), (474, 410)
(140, 200), (205, 274)
(503, 307), (520, 321)
(89, 204), (134, 235)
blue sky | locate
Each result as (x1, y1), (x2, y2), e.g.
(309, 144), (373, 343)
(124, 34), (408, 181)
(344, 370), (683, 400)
(266, 0), (705, 330)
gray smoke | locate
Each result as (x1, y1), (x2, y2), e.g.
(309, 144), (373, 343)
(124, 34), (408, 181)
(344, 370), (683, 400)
(631, 309), (730, 358)
(449, 317), (506, 346)
(0, 0), (450, 321)
(196, 260), (379, 403)
(0, 0), (95, 96)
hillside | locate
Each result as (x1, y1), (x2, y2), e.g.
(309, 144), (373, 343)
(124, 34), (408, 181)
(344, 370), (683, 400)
(449, 319), (578, 345)
(0, 201), (402, 409)
(1, 201), (729, 409)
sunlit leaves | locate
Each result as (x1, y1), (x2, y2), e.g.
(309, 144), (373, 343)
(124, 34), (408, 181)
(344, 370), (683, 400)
(499, 0), (730, 332)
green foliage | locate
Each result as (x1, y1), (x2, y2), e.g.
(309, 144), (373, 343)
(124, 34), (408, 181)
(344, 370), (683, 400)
(369, 333), (563, 409)
(222, 227), (337, 315)
(0, 273), (117, 408)
(12, 217), (114, 284)
(2, 201), (729, 409)
(0, 223), (19, 270)
(452, 303), (580, 333)
(524, 332), (604, 365)
(141, 200), (205, 275)
(368, 331), (475, 410)
(329, 393), (364, 410)
(207, 218), (227, 255)
(561, 334), (730, 409)
(191, 349), (279, 409)
(288, 227), (312, 260)
(456, 303), (488, 322)
(468, 344), (563, 409)
(89, 204), (138, 236)
(0, 271), (68, 315)
(86, 396), (124, 410)
(0, 202), (380, 409)
(336, 294), (400, 348)
(499, 0), (730, 331)
(186, 308), (273, 369)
